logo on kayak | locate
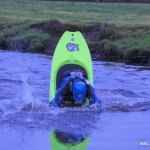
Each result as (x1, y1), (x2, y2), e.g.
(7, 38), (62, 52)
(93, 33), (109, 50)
(66, 43), (79, 51)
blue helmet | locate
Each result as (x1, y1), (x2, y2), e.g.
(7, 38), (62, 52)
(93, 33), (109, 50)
(72, 78), (86, 103)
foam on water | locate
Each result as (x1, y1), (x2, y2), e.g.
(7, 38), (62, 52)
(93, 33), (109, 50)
(0, 51), (150, 131)
(0, 71), (100, 132)
(0, 51), (150, 150)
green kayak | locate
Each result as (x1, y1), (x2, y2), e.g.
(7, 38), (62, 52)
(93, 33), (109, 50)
(50, 31), (93, 103)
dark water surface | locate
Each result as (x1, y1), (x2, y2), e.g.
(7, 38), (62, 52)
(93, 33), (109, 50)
(0, 51), (150, 150)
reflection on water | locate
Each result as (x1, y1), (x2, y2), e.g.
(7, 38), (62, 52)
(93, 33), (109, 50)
(50, 129), (89, 150)
(0, 51), (150, 150)
(1, 112), (150, 150)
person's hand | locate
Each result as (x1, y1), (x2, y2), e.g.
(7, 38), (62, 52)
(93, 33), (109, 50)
(70, 72), (76, 79)
(49, 101), (59, 107)
(97, 100), (102, 108)
(90, 103), (102, 112)
(70, 71), (83, 79)
(85, 79), (91, 85)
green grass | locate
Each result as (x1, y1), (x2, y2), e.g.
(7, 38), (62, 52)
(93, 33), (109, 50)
(99, 34), (150, 63)
(0, 0), (150, 64)
(0, 24), (51, 52)
(0, 0), (150, 27)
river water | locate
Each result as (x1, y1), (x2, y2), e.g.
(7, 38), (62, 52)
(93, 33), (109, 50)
(0, 50), (150, 150)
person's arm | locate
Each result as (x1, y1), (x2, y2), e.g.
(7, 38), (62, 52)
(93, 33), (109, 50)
(84, 79), (102, 107)
(50, 75), (72, 107)
(87, 84), (101, 104)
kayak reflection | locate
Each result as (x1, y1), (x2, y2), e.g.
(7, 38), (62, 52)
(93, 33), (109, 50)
(50, 129), (89, 150)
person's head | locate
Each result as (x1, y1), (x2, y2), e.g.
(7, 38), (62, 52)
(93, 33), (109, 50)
(70, 78), (87, 103)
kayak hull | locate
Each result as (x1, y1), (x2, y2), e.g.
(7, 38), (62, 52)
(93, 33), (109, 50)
(50, 31), (93, 102)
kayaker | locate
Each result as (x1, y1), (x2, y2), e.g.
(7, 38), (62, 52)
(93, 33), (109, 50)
(50, 70), (102, 108)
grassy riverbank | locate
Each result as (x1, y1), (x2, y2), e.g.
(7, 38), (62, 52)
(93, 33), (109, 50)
(0, 0), (150, 64)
